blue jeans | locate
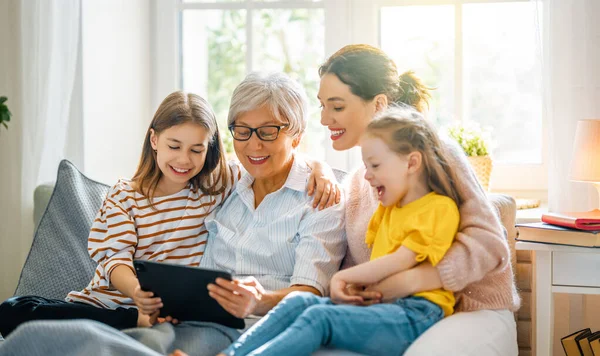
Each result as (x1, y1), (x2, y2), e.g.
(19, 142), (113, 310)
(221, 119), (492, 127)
(221, 292), (444, 356)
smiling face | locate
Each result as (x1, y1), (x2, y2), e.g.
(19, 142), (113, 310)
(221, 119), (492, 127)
(361, 135), (413, 207)
(318, 74), (378, 151)
(150, 121), (210, 195)
(233, 105), (299, 182)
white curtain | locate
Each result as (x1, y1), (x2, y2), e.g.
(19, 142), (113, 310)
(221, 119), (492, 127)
(18, 0), (81, 274)
(531, 1), (600, 352)
(534, 0), (600, 212)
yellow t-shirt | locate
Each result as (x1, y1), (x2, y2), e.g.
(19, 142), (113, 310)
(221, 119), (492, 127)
(366, 192), (460, 317)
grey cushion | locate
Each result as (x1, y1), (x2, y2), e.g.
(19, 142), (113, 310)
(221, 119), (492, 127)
(14, 160), (109, 299)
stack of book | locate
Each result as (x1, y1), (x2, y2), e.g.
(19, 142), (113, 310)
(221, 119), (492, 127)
(562, 328), (600, 356)
(516, 210), (600, 248)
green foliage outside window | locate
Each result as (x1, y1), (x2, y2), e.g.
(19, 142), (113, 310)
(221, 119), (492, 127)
(447, 123), (493, 157)
(205, 9), (324, 154)
(0, 96), (12, 132)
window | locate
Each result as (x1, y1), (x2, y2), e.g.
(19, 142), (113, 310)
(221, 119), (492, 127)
(154, 0), (546, 192)
(380, 2), (542, 164)
(171, 0), (326, 160)
(354, 0), (546, 192)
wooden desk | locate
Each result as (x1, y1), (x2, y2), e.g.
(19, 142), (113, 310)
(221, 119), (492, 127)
(516, 241), (600, 356)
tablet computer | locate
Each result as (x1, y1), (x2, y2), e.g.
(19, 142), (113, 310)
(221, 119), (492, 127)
(133, 260), (245, 329)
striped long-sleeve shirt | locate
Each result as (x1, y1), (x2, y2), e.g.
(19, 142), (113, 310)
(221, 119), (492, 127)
(67, 164), (241, 309)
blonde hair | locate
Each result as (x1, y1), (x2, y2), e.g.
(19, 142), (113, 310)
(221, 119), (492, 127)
(366, 105), (462, 206)
(319, 44), (432, 113)
(132, 91), (230, 205)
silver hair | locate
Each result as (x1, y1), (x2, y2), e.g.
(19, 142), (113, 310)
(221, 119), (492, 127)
(227, 72), (308, 138)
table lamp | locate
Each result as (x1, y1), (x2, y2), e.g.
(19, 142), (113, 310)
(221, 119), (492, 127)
(569, 119), (600, 206)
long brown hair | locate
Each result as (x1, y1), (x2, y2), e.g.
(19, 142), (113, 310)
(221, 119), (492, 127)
(319, 44), (432, 113)
(367, 105), (462, 206)
(131, 91), (230, 203)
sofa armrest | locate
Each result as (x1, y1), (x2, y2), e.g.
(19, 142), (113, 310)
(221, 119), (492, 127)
(34, 183), (55, 230)
(487, 193), (517, 272)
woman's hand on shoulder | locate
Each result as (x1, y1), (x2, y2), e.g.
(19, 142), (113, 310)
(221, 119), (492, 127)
(307, 165), (341, 210)
(208, 276), (265, 319)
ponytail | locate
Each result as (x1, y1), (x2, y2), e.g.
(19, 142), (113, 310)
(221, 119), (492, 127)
(396, 70), (433, 114)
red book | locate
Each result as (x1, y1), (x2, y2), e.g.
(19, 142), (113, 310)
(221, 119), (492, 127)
(542, 209), (600, 231)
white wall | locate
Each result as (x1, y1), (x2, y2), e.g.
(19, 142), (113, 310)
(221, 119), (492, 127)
(82, 0), (152, 184)
(0, 0), (24, 301)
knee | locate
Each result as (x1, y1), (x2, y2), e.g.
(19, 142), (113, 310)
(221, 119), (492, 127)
(300, 304), (335, 323)
(0, 296), (43, 315)
(282, 291), (321, 307)
(1, 296), (29, 317)
(0, 296), (37, 337)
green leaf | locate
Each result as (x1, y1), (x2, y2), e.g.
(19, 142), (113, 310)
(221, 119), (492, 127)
(2, 121), (7, 129)
(0, 96), (7, 105)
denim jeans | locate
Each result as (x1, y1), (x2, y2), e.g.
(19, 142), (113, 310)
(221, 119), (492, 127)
(221, 291), (444, 356)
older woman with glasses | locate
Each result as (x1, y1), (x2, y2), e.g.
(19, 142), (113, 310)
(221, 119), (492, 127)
(198, 72), (346, 323)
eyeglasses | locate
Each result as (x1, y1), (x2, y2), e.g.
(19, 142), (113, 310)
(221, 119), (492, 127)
(228, 124), (289, 142)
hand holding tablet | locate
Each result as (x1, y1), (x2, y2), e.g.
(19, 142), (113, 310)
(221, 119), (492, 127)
(134, 260), (245, 329)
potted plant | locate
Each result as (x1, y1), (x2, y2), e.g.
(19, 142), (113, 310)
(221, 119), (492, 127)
(0, 96), (12, 132)
(447, 123), (494, 191)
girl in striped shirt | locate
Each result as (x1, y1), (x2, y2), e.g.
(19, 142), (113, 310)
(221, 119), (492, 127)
(0, 91), (338, 336)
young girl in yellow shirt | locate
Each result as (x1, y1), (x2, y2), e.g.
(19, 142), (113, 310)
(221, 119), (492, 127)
(215, 105), (463, 356)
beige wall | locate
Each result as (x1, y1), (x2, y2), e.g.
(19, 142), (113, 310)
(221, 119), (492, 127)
(0, 0), (24, 302)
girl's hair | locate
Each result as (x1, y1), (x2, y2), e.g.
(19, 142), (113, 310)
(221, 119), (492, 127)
(319, 44), (432, 113)
(367, 105), (462, 206)
(132, 91), (230, 202)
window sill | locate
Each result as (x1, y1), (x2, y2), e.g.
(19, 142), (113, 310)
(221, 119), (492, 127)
(516, 204), (548, 224)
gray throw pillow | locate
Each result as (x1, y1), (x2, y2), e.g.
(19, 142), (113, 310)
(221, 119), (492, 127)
(14, 160), (109, 300)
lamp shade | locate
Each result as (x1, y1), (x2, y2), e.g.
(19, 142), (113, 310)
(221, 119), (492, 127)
(570, 120), (600, 182)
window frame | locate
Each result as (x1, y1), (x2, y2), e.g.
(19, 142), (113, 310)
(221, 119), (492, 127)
(153, 0), (548, 194)
(351, 0), (548, 193)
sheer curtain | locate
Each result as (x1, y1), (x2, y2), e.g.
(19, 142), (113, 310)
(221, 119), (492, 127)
(0, 0), (81, 300)
(534, 0), (600, 212)
(532, 1), (600, 352)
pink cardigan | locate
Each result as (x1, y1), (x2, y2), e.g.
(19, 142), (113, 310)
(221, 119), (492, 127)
(343, 140), (520, 313)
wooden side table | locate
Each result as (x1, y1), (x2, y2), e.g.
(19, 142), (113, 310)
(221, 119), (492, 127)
(516, 241), (600, 356)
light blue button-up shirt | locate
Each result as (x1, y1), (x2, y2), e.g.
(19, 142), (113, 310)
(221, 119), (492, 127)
(201, 156), (346, 295)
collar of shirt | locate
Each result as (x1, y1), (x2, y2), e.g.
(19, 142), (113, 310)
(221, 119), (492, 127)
(237, 154), (309, 197)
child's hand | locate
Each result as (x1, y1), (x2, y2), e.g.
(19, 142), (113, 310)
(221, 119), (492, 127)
(345, 284), (382, 306)
(330, 275), (364, 305)
(133, 284), (163, 316)
(137, 310), (159, 327)
(157, 315), (180, 325)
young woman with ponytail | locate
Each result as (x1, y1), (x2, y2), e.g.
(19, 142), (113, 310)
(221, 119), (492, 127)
(316, 44), (519, 355)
